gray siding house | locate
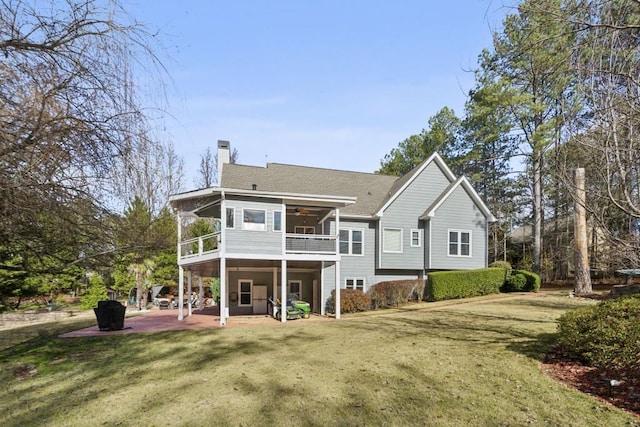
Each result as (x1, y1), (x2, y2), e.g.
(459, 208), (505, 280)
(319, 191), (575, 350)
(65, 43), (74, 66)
(169, 141), (495, 325)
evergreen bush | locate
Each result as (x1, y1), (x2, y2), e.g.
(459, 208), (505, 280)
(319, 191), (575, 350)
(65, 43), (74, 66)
(556, 295), (640, 370)
(426, 268), (504, 301)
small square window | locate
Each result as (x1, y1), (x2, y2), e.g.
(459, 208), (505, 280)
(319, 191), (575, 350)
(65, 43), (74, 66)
(226, 207), (235, 229)
(273, 211), (282, 231)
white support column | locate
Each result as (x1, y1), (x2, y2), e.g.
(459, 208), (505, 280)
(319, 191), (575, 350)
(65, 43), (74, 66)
(335, 208), (340, 254)
(219, 257), (227, 326)
(187, 270), (193, 317)
(281, 259), (287, 323)
(272, 266), (278, 315)
(178, 267), (184, 321)
(176, 213), (182, 260)
(320, 261), (325, 316)
(335, 260), (341, 320)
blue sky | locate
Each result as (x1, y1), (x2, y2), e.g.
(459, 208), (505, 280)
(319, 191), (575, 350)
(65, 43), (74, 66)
(128, 0), (509, 189)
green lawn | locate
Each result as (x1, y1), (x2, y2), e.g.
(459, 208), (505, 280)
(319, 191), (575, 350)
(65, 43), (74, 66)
(0, 293), (637, 426)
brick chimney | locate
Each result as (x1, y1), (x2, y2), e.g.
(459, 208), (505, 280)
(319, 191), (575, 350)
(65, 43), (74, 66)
(217, 140), (230, 185)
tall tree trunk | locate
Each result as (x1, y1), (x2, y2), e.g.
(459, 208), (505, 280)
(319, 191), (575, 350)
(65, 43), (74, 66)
(574, 168), (592, 294)
(533, 152), (544, 275)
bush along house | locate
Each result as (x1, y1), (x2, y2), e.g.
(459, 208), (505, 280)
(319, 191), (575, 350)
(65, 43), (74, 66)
(168, 141), (496, 325)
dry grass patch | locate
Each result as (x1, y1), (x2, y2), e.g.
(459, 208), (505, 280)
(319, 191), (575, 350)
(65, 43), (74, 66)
(0, 294), (637, 426)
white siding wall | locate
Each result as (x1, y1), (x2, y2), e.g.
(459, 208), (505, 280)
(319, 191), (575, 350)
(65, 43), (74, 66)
(225, 198), (283, 255)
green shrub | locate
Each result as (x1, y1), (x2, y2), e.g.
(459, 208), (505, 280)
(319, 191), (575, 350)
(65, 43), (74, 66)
(489, 260), (512, 271)
(369, 279), (424, 308)
(426, 268), (504, 301)
(518, 270), (541, 292)
(500, 269), (541, 293)
(504, 273), (527, 292)
(556, 295), (640, 370)
(80, 275), (108, 310)
(325, 289), (371, 314)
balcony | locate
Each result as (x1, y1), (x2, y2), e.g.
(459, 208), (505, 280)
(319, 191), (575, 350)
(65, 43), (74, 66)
(179, 232), (220, 259)
(285, 233), (337, 254)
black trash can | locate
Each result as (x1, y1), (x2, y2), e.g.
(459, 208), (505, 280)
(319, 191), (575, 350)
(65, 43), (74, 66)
(94, 300), (126, 331)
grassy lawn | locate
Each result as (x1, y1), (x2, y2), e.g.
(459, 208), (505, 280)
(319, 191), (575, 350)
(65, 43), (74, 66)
(0, 293), (637, 426)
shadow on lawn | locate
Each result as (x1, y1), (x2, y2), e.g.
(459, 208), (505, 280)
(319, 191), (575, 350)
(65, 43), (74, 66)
(0, 323), (322, 427)
(343, 295), (575, 362)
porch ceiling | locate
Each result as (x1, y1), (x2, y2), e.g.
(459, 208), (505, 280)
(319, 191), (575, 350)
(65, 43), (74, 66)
(182, 259), (322, 277)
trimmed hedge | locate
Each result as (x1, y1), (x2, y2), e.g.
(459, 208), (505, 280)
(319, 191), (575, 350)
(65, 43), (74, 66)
(557, 295), (640, 369)
(501, 269), (541, 292)
(369, 279), (425, 308)
(426, 268), (505, 301)
(519, 270), (541, 292)
(325, 289), (372, 314)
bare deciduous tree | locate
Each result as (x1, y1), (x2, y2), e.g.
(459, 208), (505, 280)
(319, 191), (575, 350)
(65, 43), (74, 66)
(0, 0), (171, 277)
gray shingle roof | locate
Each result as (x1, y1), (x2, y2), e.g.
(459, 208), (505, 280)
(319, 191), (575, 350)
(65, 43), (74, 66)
(221, 162), (398, 216)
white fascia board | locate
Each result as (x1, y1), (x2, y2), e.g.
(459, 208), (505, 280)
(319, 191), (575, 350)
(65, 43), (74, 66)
(421, 177), (497, 222)
(169, 187), (221, 204)
(170, 187), (356, 209)
(374, 152), (455, 217)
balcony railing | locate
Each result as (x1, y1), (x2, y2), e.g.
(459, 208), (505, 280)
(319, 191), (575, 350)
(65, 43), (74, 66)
(179, 232), (220, 259)
(285, 234), (337, 254)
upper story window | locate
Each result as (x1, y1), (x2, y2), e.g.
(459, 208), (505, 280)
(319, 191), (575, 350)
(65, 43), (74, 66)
(339, 229), (363, 255)
(411, 229), (422, 247)
(273, 211), (282, 232)
(448, 230), (471, 257)
(226, 207), (235, 229)
(383, 228), (403, 253)
(243, 208), (266, 231)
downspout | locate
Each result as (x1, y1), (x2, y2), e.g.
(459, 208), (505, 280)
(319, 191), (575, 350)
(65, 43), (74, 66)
(219, 190), (227, 326)
(335, 208), (341, 320)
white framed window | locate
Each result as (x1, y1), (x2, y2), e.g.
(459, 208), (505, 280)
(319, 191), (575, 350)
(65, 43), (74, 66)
(383, 228), (403, 253)
(288, 280), (302, 300)
(273, 210), (282, 232)
(339, 228), (364, 255)
(243, 208), (266, 231)
(448, 230), (471, 257)
(411, 229), (422, 247)
(226, 207), (235, 229)
(345, 278), (365, 291)
(238, 280), (252, 306)
(294, 226), (315, 234)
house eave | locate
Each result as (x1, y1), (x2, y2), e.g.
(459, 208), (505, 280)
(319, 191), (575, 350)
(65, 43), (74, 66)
(170, 187), (357, 209)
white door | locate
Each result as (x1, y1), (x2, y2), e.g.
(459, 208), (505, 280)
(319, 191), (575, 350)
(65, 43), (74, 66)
(253, 285), (267, 314)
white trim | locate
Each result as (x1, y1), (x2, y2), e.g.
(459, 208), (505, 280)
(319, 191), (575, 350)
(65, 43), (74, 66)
(338, 228), (365, 256)
(421, 176), (497, 222)
(273, 210), (282, 232)
(170, 186), (356, 207)
(410, 229), (422, 247)
(448, 229), (472, 257)
(382, 227), (403, 253)
(375, 152), (456, 217)
(294, 226), (315, 234)
(237, 279), (253, 306)
(242, 208), (266, 231)
(345, 277), (366, 291)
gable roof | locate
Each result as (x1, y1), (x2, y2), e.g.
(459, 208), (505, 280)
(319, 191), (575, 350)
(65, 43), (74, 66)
(373, 152), (456, 216)
(217, 152), (494, 221)
(221, 162), (397, 216)
(419, 176), (497, 222)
